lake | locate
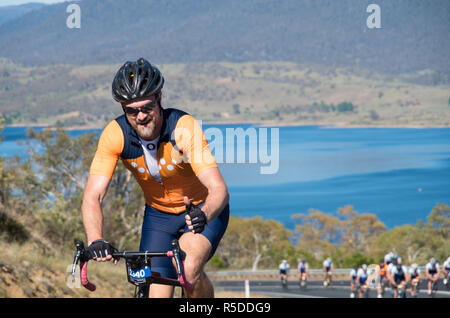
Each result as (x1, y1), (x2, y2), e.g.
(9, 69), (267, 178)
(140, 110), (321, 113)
(1, 124), (449, 230)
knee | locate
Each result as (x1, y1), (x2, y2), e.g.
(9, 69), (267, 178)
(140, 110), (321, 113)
(184, 259), (203, 285)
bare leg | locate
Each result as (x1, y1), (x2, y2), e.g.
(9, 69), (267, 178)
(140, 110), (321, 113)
(149, 284), (174, 298)
(178, 232), (213, 298)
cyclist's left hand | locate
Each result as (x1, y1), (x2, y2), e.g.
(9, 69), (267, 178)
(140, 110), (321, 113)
(184, 197), (208, 234)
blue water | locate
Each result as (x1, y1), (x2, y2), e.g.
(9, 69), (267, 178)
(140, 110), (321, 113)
(1, 125), (449, 230)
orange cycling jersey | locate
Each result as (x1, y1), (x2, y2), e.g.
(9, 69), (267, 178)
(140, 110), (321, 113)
(379, 264), (387, 276)
(90, 108), (217, 214)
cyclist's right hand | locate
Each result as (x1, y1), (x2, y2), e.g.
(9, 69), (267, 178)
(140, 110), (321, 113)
(85, 239), (118, 263)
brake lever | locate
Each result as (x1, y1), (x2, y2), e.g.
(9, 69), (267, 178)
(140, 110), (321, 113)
(171, 239), (193, 291)
(72, 240), (85, 277)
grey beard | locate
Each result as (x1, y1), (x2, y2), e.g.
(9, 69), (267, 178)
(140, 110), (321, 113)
(136, 121), (156, 139)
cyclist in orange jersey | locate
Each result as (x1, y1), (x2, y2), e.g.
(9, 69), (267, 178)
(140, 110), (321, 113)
(376, 258), (389, 298)
(81, 58), (229, 298)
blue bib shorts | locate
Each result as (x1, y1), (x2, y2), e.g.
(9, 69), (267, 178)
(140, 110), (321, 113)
(139, 203), (229, 279)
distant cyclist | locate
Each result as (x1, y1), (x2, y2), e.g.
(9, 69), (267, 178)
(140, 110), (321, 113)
(279, 260), (290, 285)
(387, 254), (399, 294)
(384, 252), (394, 265)
(408, 263), (421, 297)
(323, 257), (334, 287)
(425, 258), (440, 295)
(349, 266), (359, 298)
(387, 253), (399, 272)
(443, 256), (450, 287)
(376, 258), (389, 298)
(297, 259), (309, 286)
(357, 264), (370, 298)
(390, 258), (408, 298)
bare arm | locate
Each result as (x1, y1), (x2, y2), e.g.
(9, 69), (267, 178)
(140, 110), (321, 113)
(194, 167), (229, 222)
(81, 174), (112, 244)
(184, 167), (229, 233)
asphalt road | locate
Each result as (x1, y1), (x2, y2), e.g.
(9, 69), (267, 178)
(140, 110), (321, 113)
(214, 279), (450, 298)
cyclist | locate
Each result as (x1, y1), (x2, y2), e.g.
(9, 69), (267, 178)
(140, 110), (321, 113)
(387, 254), (398, 294)
(376, 258), (389, 298)
(384, 252), (394, 265)
(349, 266), (359, 298)
(425, 258), (440, 295)
(357, 264), (370, 298)
(81, 58), (230, 298)
(279, 260), (290, 285)
(390, 258), (408, 298)
(443, 256), (450, 287)
(323, 257), (334, 286)
(297, 258), (309, 286)
(408, 263), (421, 297)
(387, 253), (398, 272)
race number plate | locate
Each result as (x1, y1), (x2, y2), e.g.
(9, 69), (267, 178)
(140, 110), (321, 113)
(128, 266), (151, 279)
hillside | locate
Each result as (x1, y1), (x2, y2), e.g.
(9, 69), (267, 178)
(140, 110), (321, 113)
(0, 59), (449, 128)
(0, 0), (448, 74)
(0, 3), (45, 26)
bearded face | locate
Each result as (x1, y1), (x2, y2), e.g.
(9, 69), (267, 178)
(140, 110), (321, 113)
(122, 95), (163, 140)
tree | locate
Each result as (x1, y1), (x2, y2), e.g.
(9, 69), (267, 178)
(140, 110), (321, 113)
(0, 114), (29, 243)
(216, 216), (294, 270)
(338, 206), (386, 255)
(427, 203), (450, 232)
(23, 128), (145, 251)
(292, 209), (343, 261)
(336, 102), (355, 113)
(292, 206), (386, 266)
(373, 204), (450, 264)
(370, 110), (380, 120)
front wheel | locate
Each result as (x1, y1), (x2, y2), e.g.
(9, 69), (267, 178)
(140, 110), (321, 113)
(135, 285), (149, 298)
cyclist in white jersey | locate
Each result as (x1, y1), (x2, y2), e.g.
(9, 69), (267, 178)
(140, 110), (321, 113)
(443, 257), (450, 286)
(357, 264), (370, 298)
(279, 260), (290, 283)
(384, 252), (394, 265)
(323, 257), (334, 286)
(349, 266), (359, 298)
(408, 264), (421, 297)
(425, 258), (440, 295)
(297, 259), (309, 285)
(390, 258), (408, 298)
(387, 255), (399, 292)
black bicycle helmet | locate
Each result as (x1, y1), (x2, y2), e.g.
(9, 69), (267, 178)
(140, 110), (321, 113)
(112, 58), (164, 102)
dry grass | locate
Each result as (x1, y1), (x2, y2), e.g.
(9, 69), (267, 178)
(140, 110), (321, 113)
(2, 60), (449, 128)
(0, 242), (267, 298)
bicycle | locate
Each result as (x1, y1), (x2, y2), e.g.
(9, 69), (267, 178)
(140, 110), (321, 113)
(323, 272), (332, 288)
(71, 239), (193, 298)
(391, 281), (407, 298)
(409, 277), (420, 298)
(379, 277), (389, 298)
(397, 285), (406, 298)
(355, 281), (369, 298)
(429, 278), (438, 297)
(299, 275), (307, 290)
(281, 275), (288, 289)
(444, 272), (450, 289)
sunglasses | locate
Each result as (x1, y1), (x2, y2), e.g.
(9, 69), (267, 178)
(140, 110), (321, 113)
(123, 100), (158, 116)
